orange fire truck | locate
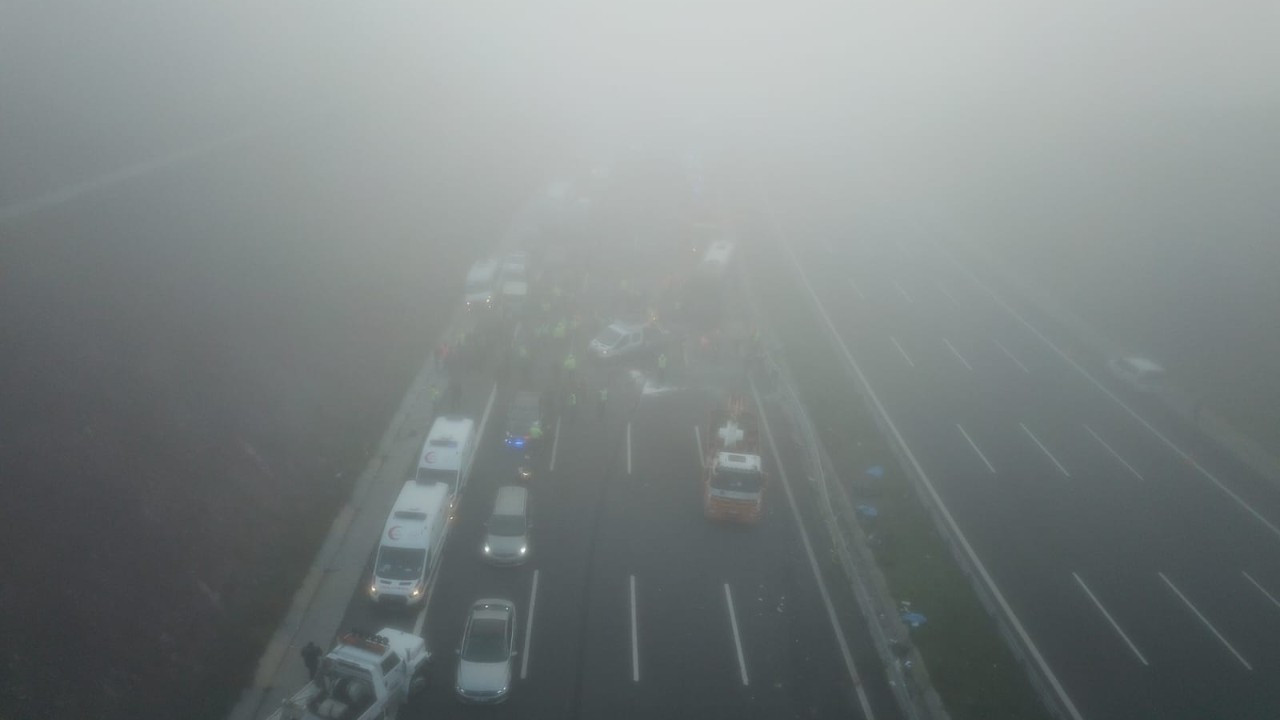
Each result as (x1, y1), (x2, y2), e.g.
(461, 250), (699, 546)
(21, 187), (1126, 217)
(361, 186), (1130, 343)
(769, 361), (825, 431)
(702, 394), (767, 523)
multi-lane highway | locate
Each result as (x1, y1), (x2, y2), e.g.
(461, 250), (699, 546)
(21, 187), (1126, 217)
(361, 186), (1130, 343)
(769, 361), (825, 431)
(751, 181), (1280, 719)
(328, 182), (902, 720)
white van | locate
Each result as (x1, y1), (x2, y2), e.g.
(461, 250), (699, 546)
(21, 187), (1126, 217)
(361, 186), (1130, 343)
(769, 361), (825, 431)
(464, 259), (500, 309)
(483, 486), (530, 566)
(699, 239), (735, 276)
(416, 415), (477, 499)
(369, 482), (450, 606)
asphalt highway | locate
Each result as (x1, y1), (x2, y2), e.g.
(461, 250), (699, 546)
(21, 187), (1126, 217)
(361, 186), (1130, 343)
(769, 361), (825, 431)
(334, 179), (902, 720)
(753, 184), (1280, 720)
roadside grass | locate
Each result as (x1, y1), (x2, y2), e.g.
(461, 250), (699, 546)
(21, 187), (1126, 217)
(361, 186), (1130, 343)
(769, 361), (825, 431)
(748, 240), (1053, 720)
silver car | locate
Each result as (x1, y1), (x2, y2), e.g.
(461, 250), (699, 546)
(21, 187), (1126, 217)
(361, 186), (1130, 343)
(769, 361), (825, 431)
(455, 599), (517, 703)
(483, 486), (530, 566)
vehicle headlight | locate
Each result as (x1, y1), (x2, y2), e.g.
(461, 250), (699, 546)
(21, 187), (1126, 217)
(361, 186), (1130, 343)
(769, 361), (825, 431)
(483, 544), (492, 555)
(519, 546), (527, 555)
(411, 586), (422, 597)
(370, 585), (379, 595)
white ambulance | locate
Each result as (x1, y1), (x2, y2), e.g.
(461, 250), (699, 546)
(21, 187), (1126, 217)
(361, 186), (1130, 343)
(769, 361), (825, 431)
(369, 481), (450, 606)
(415, 415), (477, 502)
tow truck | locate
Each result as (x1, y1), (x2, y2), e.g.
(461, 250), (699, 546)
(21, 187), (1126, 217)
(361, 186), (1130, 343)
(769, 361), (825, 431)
(701, 394), (767, 523)
(268, 629), (430, 720)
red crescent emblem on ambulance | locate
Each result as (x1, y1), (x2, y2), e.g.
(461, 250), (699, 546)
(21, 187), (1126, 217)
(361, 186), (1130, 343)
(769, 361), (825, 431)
(424, 451), (436, 463)
(387, 525), (402, 541)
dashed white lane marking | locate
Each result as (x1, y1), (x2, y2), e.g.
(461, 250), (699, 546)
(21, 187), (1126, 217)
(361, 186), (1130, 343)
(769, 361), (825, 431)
(752, 383), (877, 720)
(1083, 424), (1144, 481)
(943, 338), (973, 371)
(946, 251), (1280, 543)
(521, 569), (540, 679)
(994, 339), (1031, 374)
(889, 336), (916, 368)
(694, 424), (704, 468)
(1159, 572), (1252, 670)
(850, 278), (867, 301)
(957, 423), (997, 473)
(630, 575), (640, 682)
(626, 421), (633, 475)
(937, 282), (960, 305)
(549, 416), (562, 472)
(891, 278), (913, 303)
(723, 583), (749, 685)
(765, 187), (1078, 720)
(1072, 572), (1149, 666)
(1242, 571), (1280, 611)
(1020, 422), (1071, 477)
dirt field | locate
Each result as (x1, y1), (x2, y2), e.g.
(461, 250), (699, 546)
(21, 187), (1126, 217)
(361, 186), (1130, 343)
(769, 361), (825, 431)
(0, 97), (553, 720)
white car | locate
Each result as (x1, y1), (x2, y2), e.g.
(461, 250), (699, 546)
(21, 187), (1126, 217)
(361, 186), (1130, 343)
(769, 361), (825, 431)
(455, 599), (517, 703)
(1108, 356), (1165, 393)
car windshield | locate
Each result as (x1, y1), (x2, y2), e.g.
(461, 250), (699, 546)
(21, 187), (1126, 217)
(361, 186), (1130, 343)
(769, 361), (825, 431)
(462, 617), (509, 663)
(595, 327), (623, 346)
(375, 546), (426, 581)
(487, 514), (526, 537)
(710, 467), (763, 493)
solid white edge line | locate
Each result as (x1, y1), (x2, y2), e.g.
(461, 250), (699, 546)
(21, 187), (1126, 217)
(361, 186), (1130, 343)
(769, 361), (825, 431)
(1020, 422), (1071, 477)
(694, 424), (704, 468)
(943, 338), (974, 371)
(1072, 572), (1149, 666)
(752, 383), (876, 720)
(994, 339), (1031, 374)
(889, 336), (916, 368)
(626, 421), (633, 475)
(957, 423), (997, 474)
(1241, 571), (1280, 611)
(549, 416), (562, 472)
(1158, 572), (1252, 670)
(521, 569), (539, 679)
(723, 583), (749, 686)
(945, 250), (1280, 542)
(1082, 424), (1144, 481)
(630, 574), (640, 682)
(765, 199), (1085, 720)
(891, 278), (913, 303)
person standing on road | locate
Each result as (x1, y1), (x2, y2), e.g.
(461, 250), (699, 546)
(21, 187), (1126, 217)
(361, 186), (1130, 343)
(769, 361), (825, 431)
(301, 641), (322, 680)
(657, 352), (668, 385)
(563, 352), (577, 388)
(566, 390), (579, 423)
(597, 387), (608, 419)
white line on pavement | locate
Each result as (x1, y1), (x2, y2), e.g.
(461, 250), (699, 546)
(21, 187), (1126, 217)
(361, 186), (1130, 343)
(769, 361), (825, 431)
(753, 384), (876, 720)
(521, 569), (539, 679)
(765, 200), (1084, 720)
(994, 340), (1030, 374)
(1159, 572), (1252, 670)
(850, 278), (866, 301)
(957, 424), (997, 473)
(937, 283), (959, 305)
(891, 278), (913, 303)
(629, 575), (640, 682)
(694, 424), (704, 468)
(626, 421), (633, 475)
(723, 583), (749, 685)
(943, 338), (973, 371)
(1020, 422), (1071, 477)
(889, 336), (916, 368)
(945, 251), (1280, 542)
(1072, 572), (1149, 666)
(549, 416), (562, 472)
(1083, 424), (1144, 481)
(1242, 571), (1280, 611)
